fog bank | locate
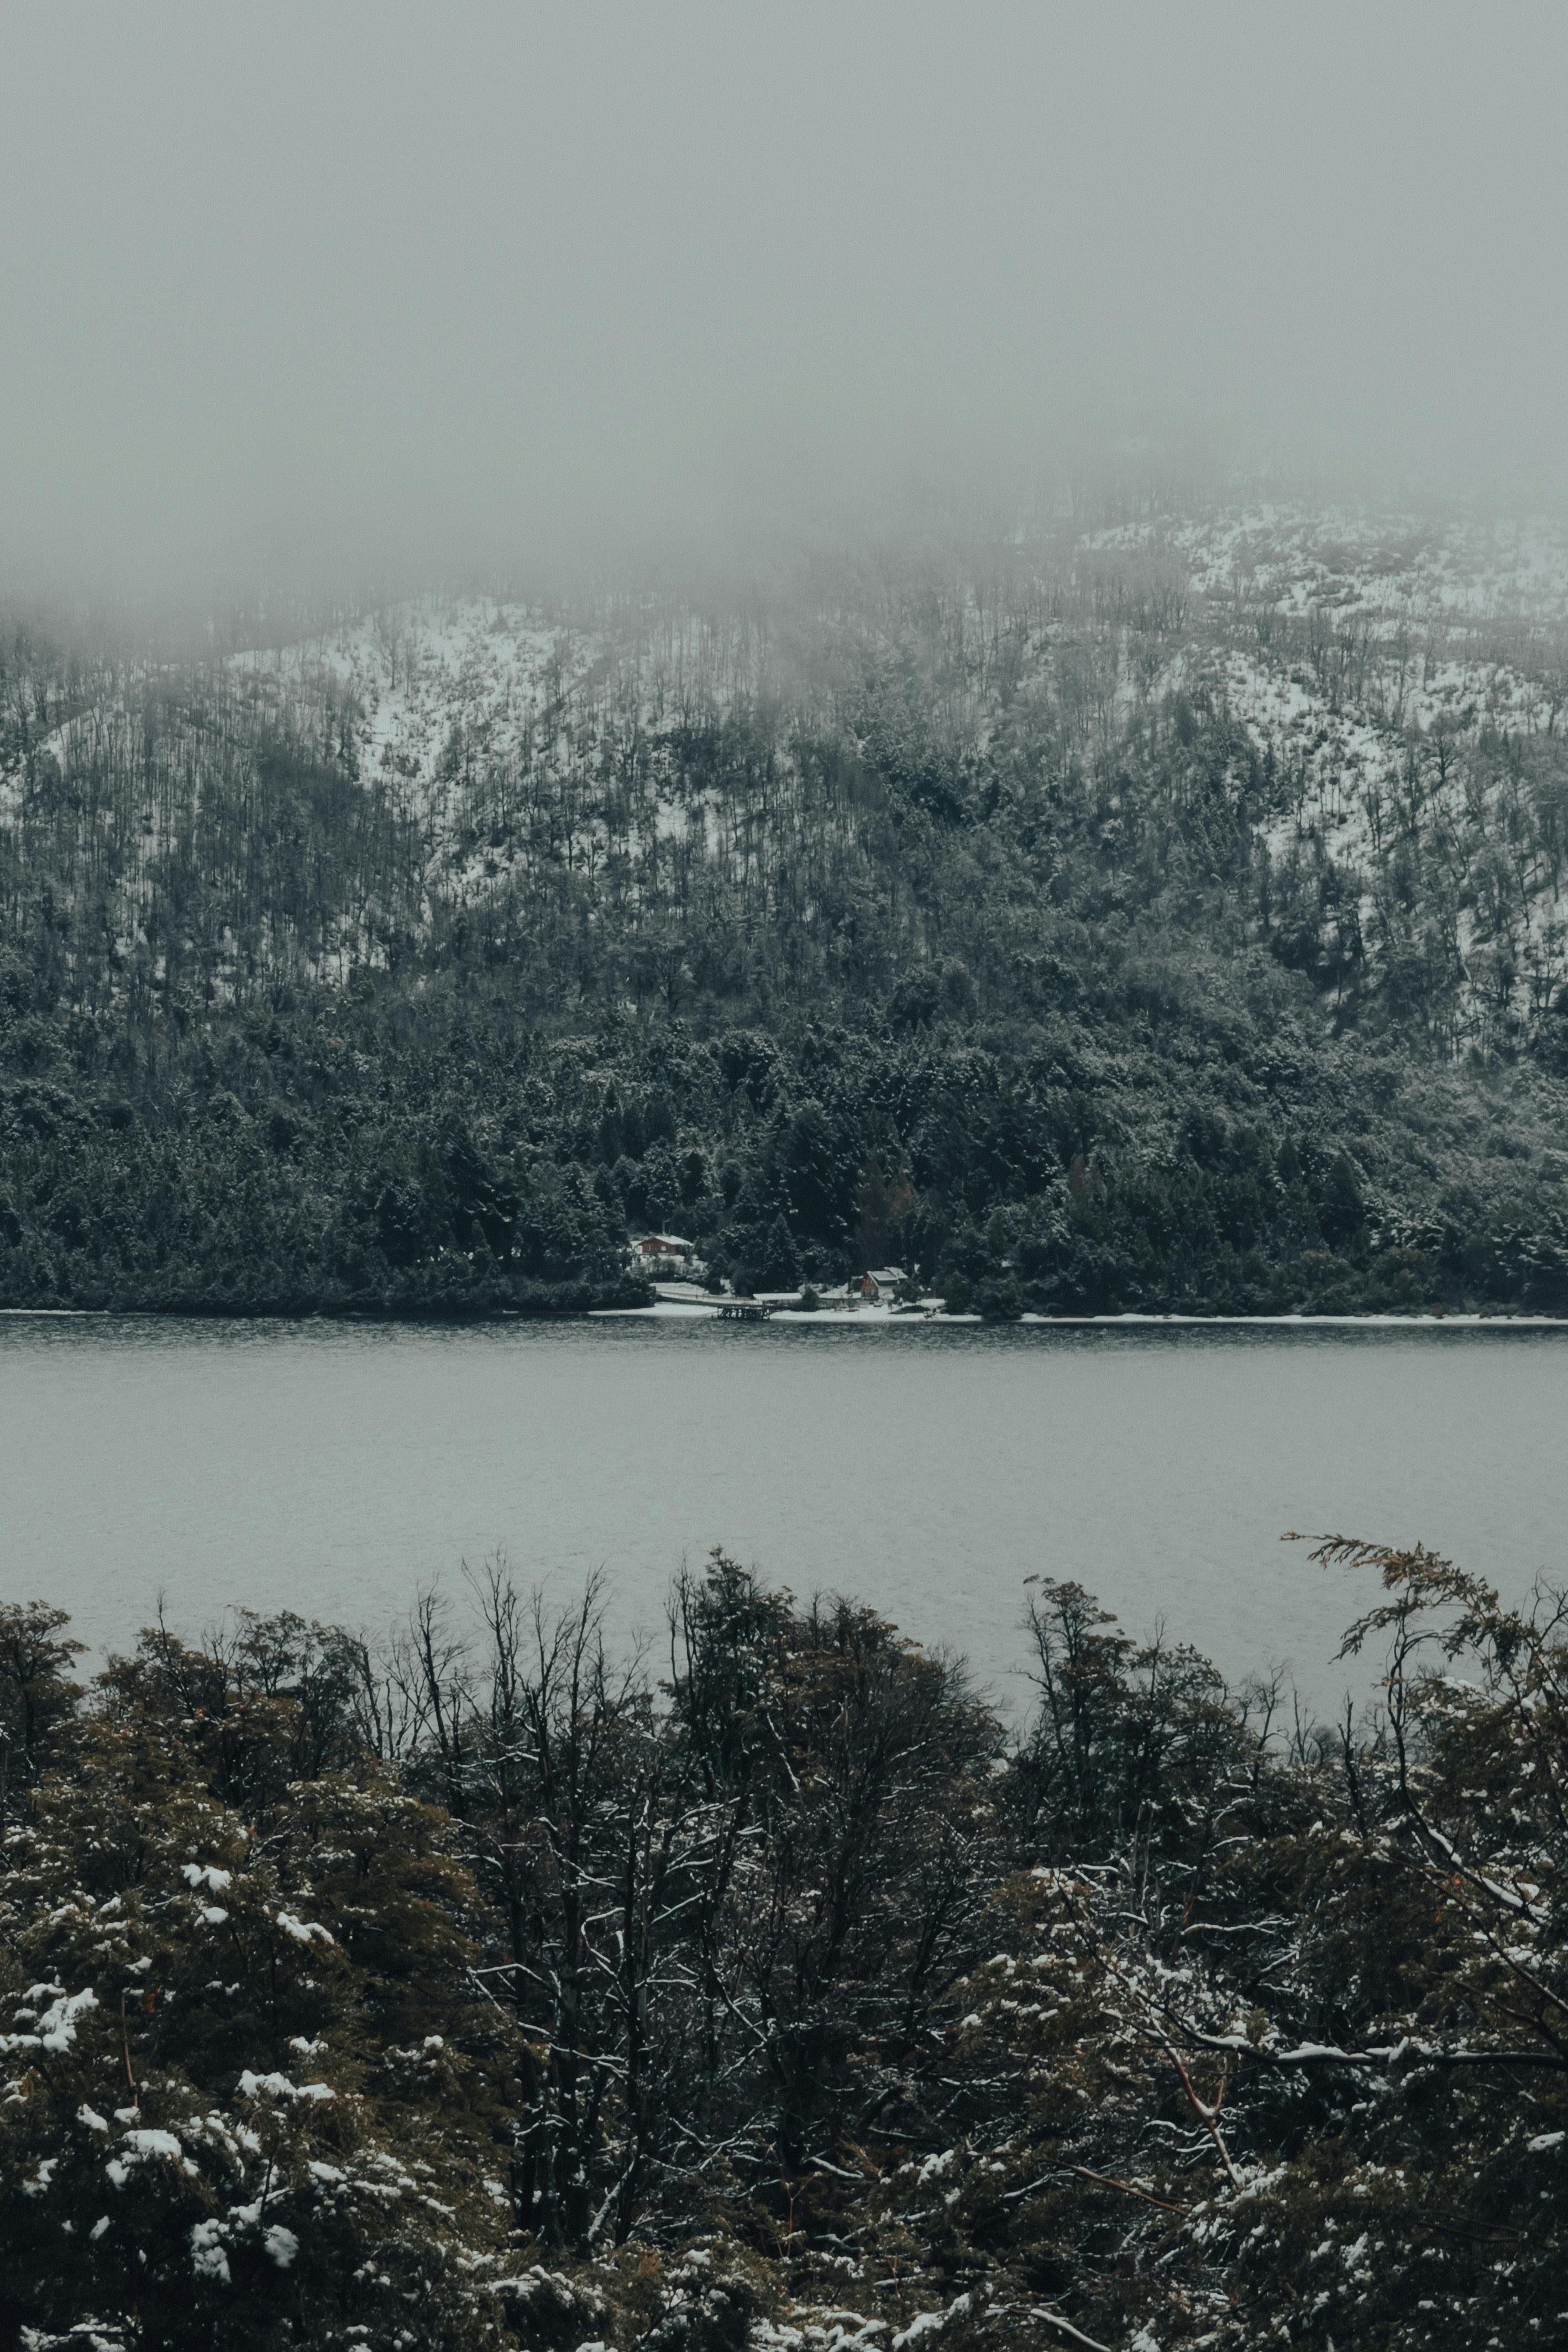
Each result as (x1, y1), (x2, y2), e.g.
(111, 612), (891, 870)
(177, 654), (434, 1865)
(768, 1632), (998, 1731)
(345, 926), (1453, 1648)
(3, 0), (1566, 603)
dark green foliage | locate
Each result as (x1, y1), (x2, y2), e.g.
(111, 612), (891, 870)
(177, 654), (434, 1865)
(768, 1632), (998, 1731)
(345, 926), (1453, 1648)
(3, 955), (1567, 1316)
(0, 1602), (83, 1825)
(3, 1542), (1565, 2349)
(6, 540), (1568, 1317)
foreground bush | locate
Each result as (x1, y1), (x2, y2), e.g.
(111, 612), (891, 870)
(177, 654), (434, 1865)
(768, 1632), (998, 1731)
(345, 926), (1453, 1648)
(2, 1542), (1564, 2349)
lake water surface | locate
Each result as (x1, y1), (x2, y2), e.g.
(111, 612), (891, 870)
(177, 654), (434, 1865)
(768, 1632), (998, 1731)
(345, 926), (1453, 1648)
(3, 1314), (1564, 1717)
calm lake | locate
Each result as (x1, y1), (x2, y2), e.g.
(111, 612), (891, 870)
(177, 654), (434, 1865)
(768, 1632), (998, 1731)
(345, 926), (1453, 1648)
(3, 1313), (1565, 1718)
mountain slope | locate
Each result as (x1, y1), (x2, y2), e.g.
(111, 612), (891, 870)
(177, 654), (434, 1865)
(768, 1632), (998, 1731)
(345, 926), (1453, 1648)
(4, 495), (1568, 1315)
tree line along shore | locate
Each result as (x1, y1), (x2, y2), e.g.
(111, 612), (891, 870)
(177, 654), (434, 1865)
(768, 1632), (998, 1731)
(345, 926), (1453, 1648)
(9, 515), (1568, 1322)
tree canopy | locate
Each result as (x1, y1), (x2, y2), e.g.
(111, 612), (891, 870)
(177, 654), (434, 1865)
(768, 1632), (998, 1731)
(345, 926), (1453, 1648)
(8, 510), (1568, 1316)
(3, 1539), (1564, 2349)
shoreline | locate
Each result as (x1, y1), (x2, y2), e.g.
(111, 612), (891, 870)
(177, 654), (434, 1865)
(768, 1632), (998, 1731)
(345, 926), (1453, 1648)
(4, 1302), (1567, 1331)
(596, 1301), (1568, 1328)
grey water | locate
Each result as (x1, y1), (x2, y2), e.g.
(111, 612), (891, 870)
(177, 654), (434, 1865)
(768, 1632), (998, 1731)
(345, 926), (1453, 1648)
(3, 1314), (1564, 1720)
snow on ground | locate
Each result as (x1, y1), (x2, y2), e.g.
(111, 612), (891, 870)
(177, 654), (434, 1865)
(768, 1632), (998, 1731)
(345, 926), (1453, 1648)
(11, 504), (1568, 1024)
(1146, 515), (1568, 990)
(232, 600), (604, 825)
(1169, 502), (1568, 630)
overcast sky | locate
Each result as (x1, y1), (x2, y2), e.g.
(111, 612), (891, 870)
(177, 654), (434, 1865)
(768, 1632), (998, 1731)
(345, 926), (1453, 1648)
(3, 0), (1566, 596)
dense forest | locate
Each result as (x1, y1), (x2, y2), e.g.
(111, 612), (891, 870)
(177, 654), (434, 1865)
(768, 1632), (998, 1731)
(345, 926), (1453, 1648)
(6, 498), (1568, 1316)
(1, 1538), (1563, 2350)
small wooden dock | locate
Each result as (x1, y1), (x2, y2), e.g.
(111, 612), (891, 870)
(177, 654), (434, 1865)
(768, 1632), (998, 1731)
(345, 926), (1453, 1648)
(716, 1301), (773, 1322)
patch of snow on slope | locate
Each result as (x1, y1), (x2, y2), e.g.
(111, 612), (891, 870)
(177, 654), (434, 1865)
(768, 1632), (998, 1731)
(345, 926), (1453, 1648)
(232, 599), (604, 826)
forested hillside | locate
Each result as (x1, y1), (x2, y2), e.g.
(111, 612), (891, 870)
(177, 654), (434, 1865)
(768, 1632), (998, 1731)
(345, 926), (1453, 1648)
(2, 1539), (1564, 2350)
(7, 496), (1568, 1314)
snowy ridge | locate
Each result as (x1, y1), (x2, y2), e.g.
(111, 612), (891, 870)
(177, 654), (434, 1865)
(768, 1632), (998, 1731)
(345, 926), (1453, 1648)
(232, 601), (602, 819)
(1079, 502), (1568, 1035)
(9, 498), (1568, 1040)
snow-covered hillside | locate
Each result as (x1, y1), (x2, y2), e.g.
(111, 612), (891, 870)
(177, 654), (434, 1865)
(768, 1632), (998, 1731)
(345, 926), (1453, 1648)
(1074, 503), (1568, 1039)
(233, 604), (600, 814)
(8, 497), (1568, 1045)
